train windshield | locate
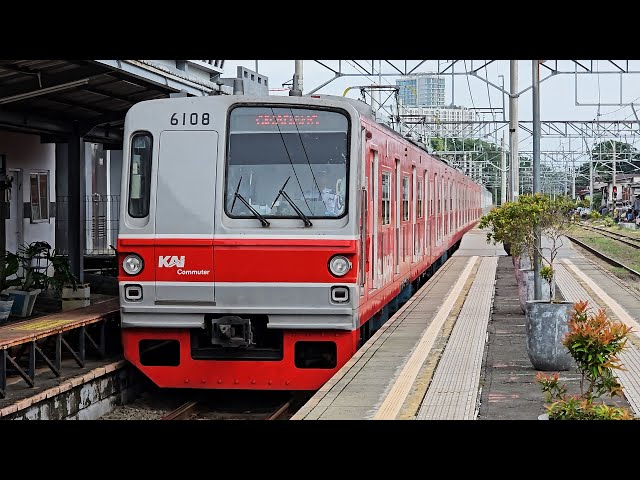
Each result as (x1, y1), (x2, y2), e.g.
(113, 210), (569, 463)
(225, 106), (349, 220)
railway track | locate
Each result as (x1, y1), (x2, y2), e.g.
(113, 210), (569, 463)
(565, 234), (640, 279)
(100, 387), (312, 420)
(579, 223), (640, 249)
(161, 395), (298, 420)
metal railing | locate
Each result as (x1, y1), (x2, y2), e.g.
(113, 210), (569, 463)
(56, 195), (120, 256)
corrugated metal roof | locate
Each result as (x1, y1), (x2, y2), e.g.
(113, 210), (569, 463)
(135, 60), (219, 90)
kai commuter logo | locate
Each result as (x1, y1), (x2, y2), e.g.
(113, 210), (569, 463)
(158, 255), (210, 276)
(158, 256), (185, 268)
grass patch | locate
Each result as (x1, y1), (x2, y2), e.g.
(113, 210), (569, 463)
(568, 225), (640, 272)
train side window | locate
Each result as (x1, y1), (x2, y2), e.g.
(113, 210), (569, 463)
(402, 176), (409, 221)
(417, 179), (423, 219)
(381, 171), (391, 225)
(128, 132), (153, 218)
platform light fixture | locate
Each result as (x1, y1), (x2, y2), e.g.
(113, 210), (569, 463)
(0, 78), (91, 105)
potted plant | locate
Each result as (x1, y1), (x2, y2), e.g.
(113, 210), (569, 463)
(0, 250), (21, 322)
(524, 194), (577, 371)
(48, 250), (87, 310)
(478, 202), (518, 257)
(479, 196), (543, 308)
(536, 300), (636, 419)
(3, 242), (81, 317)
(2, 241), (51, 317)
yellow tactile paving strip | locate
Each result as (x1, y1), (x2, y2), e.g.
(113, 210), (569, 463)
(372, 256), (479, 420)
(291, 257), (470, 420)
(0, 298), (120, 349)
(416, 257), (498, 420)
(557, 260), (640, 417)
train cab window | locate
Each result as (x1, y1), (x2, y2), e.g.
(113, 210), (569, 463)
(225, 106), (349, 220)
(402, 176), (409, 221)
(128, 133), (153, 218)
(381, 171), (391, 225)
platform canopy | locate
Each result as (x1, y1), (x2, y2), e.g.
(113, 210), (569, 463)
(0, 59), (223, 148)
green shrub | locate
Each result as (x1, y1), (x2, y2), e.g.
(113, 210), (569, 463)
(536, 301), (637, 420)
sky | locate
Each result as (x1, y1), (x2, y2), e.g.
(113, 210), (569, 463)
(221, 60), (640, 167)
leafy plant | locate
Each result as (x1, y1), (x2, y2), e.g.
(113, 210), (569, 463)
(536, 300), (636, 420)
(479, 193), (576, 300)
(527, 194), (575, 301)
(0, 250), (22, 295)
(12, 242), (78, 296)
(478, 195), (541, 263)
(48, 250), (78, 295)
(576, 198), (591, 209)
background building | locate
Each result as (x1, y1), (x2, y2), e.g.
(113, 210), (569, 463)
(396, 74), (445, 107)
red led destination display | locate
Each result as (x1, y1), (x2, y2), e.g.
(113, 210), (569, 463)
(255, 114), (320, 126)
(230, 107), (347, 133)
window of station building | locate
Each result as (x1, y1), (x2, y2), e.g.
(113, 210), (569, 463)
(402, 176), (409, 221)
(417, 179), (423, 218)
(128, 132), (153, 218)
(382, 171), (391, 225)
(29, 171), (49, 223)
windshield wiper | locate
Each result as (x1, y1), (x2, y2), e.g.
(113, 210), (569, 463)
(271, 176), (312, 227)
(230, 176), (270, 227)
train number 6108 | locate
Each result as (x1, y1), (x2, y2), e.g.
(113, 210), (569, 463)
(170, 112), (210, 126)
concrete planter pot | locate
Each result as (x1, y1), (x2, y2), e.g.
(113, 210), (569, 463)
(0, 298), (14, 323)
(525, 300), (573, 371)
(2, 288), (41, 317)
(62, 283), (91, 311)
(514, 256), (532, 287)
(62, 283), (91, 299)
(518, 269), (551, 313)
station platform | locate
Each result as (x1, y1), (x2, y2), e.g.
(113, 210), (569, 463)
(292, 228), (640, 420)
(0, 297), (122, 406)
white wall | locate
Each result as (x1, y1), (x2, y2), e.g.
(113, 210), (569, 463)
(0, 131), (56, 252)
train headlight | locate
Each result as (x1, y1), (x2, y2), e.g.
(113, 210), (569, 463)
(329, 255), (351, 277)
(123, 254), (144, 275)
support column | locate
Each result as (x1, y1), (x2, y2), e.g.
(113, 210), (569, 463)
(532, 60), (542, 301)
(67, 127), (85, 283)
(509, 60), (519, 201)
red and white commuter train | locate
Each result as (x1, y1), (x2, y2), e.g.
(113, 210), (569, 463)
(117, 93), (492, 390)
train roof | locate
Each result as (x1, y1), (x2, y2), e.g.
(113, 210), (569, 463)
(306, 94), (449, 166)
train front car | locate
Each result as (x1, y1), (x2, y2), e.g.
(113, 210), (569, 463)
(118, 95), (363, 390)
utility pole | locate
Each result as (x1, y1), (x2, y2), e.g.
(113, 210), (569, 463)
(377, 59), (382, 121)
(612, 141), (616, 208)
(532, 60), (542, 301)
(290, 60), (303, 96)
(509, 60), (519, 201)
(501, 130), (507, 205)
(585, 133), (594, 208)
(571, 156), (576, 200)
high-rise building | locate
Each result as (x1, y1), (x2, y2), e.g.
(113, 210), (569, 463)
(396, 74), (445, 107)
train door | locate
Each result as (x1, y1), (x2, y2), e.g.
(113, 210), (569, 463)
(441, 176), (445, 242)
(154, 130), (218, 304)
(424, 170), (429, 261)
(434, 173), (439, 246)
(411, 165), (417, 264)
(395, 157), (401, 275)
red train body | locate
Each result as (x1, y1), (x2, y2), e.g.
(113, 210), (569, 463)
(117, 94), (488, 390)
